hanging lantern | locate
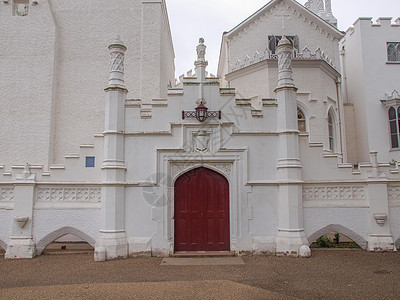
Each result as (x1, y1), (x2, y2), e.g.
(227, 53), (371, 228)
(182, 101), (221, 122)
(195, 102), (208, 122)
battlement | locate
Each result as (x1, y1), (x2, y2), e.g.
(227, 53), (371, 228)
(175, 69), (217, 87)
(353, 17), (400, 29)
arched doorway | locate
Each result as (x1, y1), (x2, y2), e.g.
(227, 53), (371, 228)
(174, 167), (230, 251)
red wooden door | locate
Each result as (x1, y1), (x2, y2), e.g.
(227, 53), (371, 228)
(174, 167), (230, 251)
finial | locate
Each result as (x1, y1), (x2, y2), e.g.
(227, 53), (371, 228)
(107, 37), (127, 88)
(199, 37), (204, 44)
(109, 36), (126, 51)
(278, 36), (291, 46)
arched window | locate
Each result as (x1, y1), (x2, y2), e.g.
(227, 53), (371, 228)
(297, 108), (306, 133)
(389, 107), (399, 148)
(387, 43), (400, 62)
(328, 110), (335, 152)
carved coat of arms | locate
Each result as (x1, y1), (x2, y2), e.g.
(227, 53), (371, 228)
(194, 131), (210, 153)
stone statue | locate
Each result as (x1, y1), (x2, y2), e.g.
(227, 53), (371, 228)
(196, 38), (206, 62)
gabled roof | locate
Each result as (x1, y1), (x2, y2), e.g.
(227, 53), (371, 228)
(223, 0), (344, 39)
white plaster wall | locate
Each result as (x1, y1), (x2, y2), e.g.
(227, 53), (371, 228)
(0, 210), (12, 250)
(125, 135), (180, 182)
(141, 0), (175, 102)
(226, 136), (279, 181)
(343, 103), (357, 164)
(125, 187), (156, 239)
(0, 0), (175, 168)
(0, 0), (57, 169)
(361, 20), (400, 164)
(159, 0), (175, 94)
(389, 206), (400, 248)
(229, 67), (271, 98)
(247, 186), (278, 237)
(228, 64), (339, 148)
(342, 18), (400, 163)
(125, 81), (283, 183)
(300, 136), (354, 181)
(304, 207), (370, 246)
(340, 25), (368, 162)
(33, 209), (100, 248)
(51, 0), (142, 163)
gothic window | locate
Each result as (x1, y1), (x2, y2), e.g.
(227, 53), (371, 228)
(268, 35), (300, 56)
(297, 108), (306, 133)
(387, 42), (400, 62)
(388, 107), (400, 148)
(328, 110), (335, 152)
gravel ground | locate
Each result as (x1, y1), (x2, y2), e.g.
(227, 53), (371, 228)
(0, 249), (399, 299)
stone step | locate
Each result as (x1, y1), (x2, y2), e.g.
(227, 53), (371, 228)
(43, 250), (93, 255)
(171, 251), (235, 258)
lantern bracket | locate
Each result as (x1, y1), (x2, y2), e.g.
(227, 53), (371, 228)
(182, 102), (221, 122)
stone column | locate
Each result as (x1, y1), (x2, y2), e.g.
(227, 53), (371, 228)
(367, 151), (395, 251)
(95, 38), (128, 261)
(274, 37), (309, 257)
(5, 164), (36, 259)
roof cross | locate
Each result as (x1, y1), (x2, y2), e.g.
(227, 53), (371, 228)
(275, 6), (291, 29)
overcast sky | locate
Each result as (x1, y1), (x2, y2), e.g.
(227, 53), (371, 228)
(166, 0), (400, 77)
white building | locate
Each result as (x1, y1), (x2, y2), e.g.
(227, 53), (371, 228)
(0, 0), (399, 260)
(340, 17), (400, 164)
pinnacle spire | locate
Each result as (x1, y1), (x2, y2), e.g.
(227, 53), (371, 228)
(304, 0), (337, 27)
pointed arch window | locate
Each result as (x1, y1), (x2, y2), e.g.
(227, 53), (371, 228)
(328, 110), (335, 152)
(268, 35), (300, 57)
(387, 42), (400, 62)
(388, 107), (400, 148)
(297, 108), (306, 133)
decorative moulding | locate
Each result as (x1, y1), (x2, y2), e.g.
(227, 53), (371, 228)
(387, 90), (400, 100)
(15, 216), (29, 228)
(381, 90), (400, 106)
(374, 214), (387, 226)
(80, 144), (94, 148)
(171, 162), (232, 181)
(230, 46), (336, 75)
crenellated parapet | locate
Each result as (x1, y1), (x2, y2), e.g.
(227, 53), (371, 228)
(347, 17), (400, 34)
(175, 70), (217, 87)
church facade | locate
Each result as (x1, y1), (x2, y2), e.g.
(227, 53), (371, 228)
(0, 0), (399, 260)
